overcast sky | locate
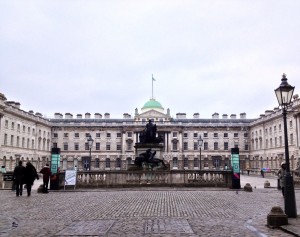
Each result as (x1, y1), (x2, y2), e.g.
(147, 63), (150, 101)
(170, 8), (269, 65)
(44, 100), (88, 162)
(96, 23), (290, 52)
(1, 1), (300, 119)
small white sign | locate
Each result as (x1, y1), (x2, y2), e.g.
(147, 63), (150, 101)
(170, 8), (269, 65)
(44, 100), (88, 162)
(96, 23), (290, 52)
(65, 170), (77, 186)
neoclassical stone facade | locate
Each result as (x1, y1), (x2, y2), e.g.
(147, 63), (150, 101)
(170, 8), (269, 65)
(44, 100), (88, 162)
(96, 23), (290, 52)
(0, 92), (299, 172)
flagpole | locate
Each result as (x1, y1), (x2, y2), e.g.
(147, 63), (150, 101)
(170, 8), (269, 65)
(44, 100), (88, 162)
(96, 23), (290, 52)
(152, 74), (154, 99)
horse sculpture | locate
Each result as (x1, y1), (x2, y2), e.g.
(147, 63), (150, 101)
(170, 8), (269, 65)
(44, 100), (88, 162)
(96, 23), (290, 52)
(134, 149), (167, 169)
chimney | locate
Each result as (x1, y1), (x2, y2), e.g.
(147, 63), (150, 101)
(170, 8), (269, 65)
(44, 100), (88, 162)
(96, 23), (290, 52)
(104, 113), (110, 119)
(212, 113), (219, 119)
(85, 113), (91, 119)
(95, 113), (102, 119)
(230, 114), (236, 119)
(193, 113), (200, 119)
(54, 113), (63, 119)
(240, 113), (246, 119)
(65, 113), (73, 119)
(76, 114), (82, 119)
(222, 114), (228, 119)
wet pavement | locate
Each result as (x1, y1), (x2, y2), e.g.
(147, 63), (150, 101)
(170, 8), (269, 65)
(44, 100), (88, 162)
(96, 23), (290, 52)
(0, 174), (299, 236)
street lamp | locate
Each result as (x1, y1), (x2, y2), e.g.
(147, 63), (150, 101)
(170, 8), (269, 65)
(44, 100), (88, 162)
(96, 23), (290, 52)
(87, 135), (94, 170)
(198, 135), (203, 170)
(274, 73), (297, 218)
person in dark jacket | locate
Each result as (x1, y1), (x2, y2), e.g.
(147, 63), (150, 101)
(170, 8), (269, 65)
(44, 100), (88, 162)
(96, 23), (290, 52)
(13, 161), (26, 196)
(24, 162), (39, 196)
(40, 164), (51, 193)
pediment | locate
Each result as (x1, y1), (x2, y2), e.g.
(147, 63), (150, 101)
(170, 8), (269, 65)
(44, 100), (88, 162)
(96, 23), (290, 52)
(135, 109), (170, 120)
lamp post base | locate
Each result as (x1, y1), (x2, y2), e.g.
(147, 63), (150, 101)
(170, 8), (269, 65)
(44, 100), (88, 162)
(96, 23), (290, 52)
(284, 173), (297, 218)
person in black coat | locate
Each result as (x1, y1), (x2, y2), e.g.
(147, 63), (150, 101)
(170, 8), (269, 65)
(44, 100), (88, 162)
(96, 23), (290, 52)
(24, 162), (39, 196)
(13, 161), (26, 197)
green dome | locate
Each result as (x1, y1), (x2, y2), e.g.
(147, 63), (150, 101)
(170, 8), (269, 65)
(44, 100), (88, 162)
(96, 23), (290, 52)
(142, 99), (163, 109)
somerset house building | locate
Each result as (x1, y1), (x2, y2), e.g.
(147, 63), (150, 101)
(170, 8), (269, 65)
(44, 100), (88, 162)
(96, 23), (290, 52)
(0, 90), (300, 172)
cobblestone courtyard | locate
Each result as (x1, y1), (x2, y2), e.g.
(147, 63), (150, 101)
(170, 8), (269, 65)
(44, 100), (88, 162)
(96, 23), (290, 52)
(0, 175), (299, 236)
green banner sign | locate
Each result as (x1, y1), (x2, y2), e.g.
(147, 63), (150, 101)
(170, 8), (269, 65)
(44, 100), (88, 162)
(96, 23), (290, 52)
(231, 154), (240, 173)
(51, 154), (60, 174)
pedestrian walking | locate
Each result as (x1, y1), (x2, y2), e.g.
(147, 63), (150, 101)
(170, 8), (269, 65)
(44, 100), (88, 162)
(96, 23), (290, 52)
(278, 162), (286, 197)
(40, 164), (51, 193)
(13, 161), (26, 197)
(24, 162), (39, 196)
(261, 168), (264, 178)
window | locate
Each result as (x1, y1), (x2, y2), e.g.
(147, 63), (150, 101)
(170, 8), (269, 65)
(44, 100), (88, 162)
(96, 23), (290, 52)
(10, 135), (14, 146)
(279, 136), (282, 146)
(290, 120), (293, 128)
(53, 142), (57, 148)
(194, 158), (199, 168)
(31, 139), (34, 149)
(194, 142), (198, 150)
(183, 133), (188, 138)
(193, 133), (198, 138)
(107, 133), (111, 138)
(106, 143), (110, 151)
(244, 133), (248, 138)
(234, 133), (238, 138)
(95, 158), (100, 168)
(183, 158), (189, 168)
(117, 133), (122, 138)
(172, 141), (177, 151)
(75, 133), (79, 138)
(270, 138), (273, 148)
(11, 122), (15, 130)
(39, 129), (41, 135)
(105, 158), (110, 168)
(27, 138), (30, 148)
(85, 133), (90, 137)
(96, 142), (100, 150)
(32, 128), (35, 135)
(85, 143), (89, 150)
(63, 142), (68, 151)
(17, 124), (20, 132)
(96, 133), (100, 138)
(265, 139), (268, 149)
(183, 142), (188, 150)
(53, 133), (58, 138)
(117, 143), (122, 151)
(173, 132), (177, 137)
(127, 132), (132, 137)
(16, 136), (20, 147)
(203, 133), (208, 138)
(290, 134), (294, 145)
(64, 133), (68, 138)
(274, 126), (277, 132)
(4, 134), (7, 145)
(224, 133), (228, 138)
(5, 120), (8, 128)
(116, 158), (121, 168)
(279, 124), (282, 130)
(204, 142), (208, 150)
(275, 137), (278, 147)
(234, 143), (239, 148)
(22, 137), (25, 148)
(245, 144), (249, 150)
(173, 157), (178, 168)
(269, 127), (272, 133)
(28, 127), (30, 133)
(214, 142), (218, 150)
(126, 142), (131, 150)
(214, 133), (218, 138)
(224, 142), (228, 150)
(74, 143), (79, 151)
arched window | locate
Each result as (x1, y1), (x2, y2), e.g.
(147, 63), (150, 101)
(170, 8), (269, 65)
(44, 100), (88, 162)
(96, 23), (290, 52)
(116, 158), (121, 168)
(126, 157), (132, 165)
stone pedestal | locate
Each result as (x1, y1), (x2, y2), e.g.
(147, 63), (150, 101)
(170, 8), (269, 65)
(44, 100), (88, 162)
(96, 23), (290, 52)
(267, 206), (288, 227)
(134, 143), (165, 160)
(264, 180), (271, 188)
(244, 183), (253, 192)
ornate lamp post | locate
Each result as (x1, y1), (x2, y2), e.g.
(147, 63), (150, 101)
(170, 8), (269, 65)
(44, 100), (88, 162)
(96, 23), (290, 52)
(274, 73), (297, 218)
(87, 135), (94, 170)
(198, 135), (203, 170)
